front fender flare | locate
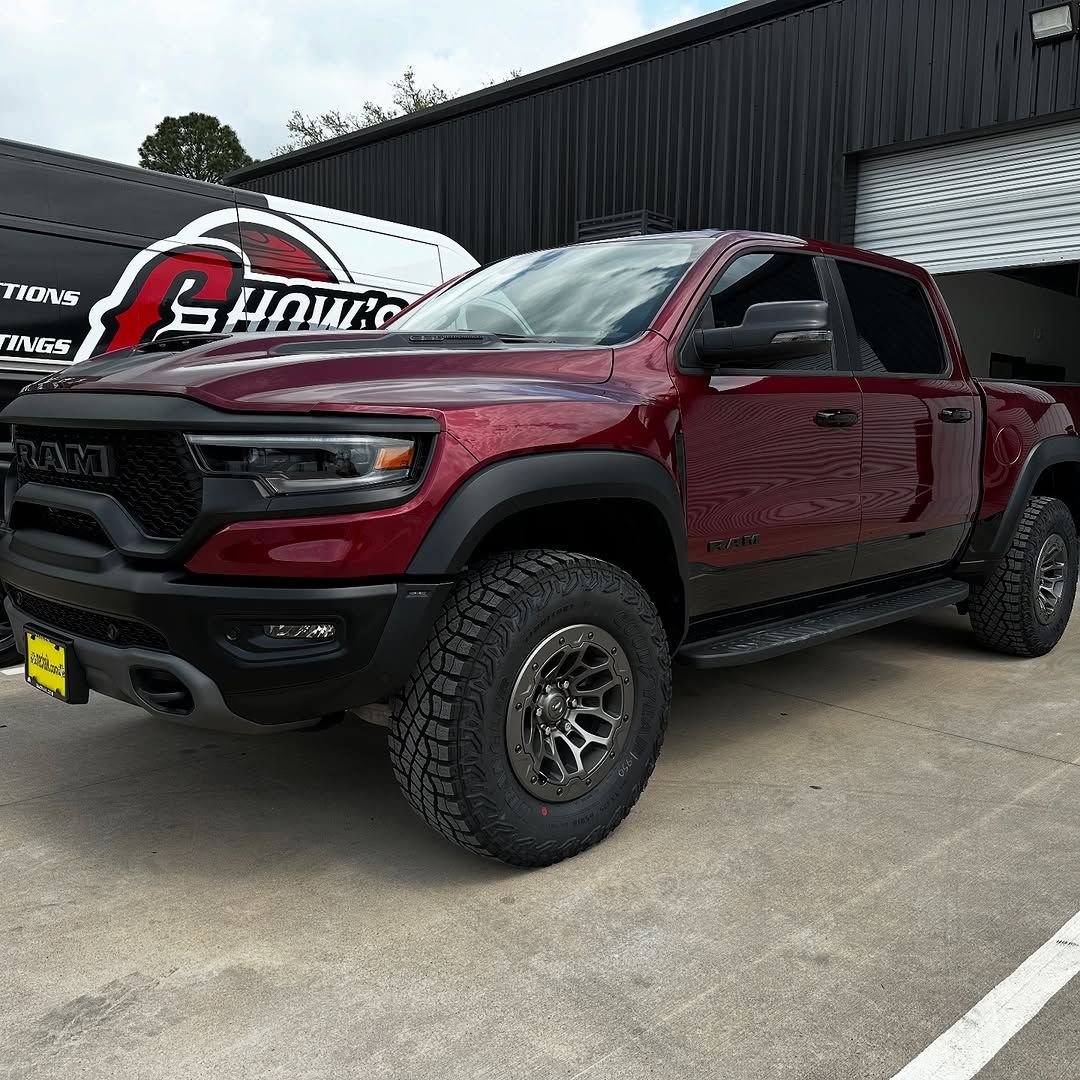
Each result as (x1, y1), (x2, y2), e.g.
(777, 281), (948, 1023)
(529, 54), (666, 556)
(407, 450), (688, 583)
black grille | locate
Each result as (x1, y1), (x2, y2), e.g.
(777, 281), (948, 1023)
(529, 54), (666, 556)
(11, 590), (169, 652)
(12, 426), (203, 539)
(15, 505), (111, 546)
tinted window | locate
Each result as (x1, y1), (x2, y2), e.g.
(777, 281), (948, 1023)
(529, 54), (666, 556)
(392, 237), (712, 346)
(693, 251), (832, 371)
(838, 262), (947, 375)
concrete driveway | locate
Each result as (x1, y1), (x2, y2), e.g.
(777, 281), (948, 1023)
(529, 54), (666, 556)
(2, 609), (1079, 1079)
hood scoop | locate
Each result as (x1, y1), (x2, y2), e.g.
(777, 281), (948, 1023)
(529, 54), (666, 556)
(131, 332), (233, 354)
(268, 332), (514, 357)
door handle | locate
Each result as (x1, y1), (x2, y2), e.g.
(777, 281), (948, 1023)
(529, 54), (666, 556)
(939, 407), (973, 424)
(815, 409), (860, 428)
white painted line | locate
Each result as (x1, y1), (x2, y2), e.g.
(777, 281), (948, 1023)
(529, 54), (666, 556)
(1, 665), (23, 676)
(892, 910), (1080, 1080)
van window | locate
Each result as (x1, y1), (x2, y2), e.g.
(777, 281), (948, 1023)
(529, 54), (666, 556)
(291, 217), (443, 290)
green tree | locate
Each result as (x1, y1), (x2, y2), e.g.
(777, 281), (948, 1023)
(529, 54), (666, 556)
(138, 112), (254, 182)
(277, 67), (522, 153)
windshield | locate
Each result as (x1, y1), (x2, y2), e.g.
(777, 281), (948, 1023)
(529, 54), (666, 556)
(391, 237), (713, 346)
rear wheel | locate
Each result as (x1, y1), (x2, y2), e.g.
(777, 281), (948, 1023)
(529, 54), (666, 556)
(388, 550), (670, 866)
(968, 495), (1078, 657)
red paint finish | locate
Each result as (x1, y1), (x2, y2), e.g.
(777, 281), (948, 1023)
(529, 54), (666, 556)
(34, 332), (615, 411)
(678, 372), (863, 574)
(22, 229), (1080, 617)
(185, 433), (479, 577)
(978, 381), (1078, 520)
(853, 375), (980, 570)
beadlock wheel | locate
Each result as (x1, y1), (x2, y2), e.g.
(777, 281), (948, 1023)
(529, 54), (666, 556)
(506, 623), (634, 803)
(389, 549), (671, 866)
(1033, 533), (1068, 624)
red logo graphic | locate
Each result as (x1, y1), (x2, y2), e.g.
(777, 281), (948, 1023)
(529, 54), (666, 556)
(77, 209), (413, 362)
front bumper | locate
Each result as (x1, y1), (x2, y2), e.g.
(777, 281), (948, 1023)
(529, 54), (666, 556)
(1, 529), (450, 731)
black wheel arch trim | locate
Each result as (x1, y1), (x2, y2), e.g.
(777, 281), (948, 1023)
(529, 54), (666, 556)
(407, 448), (689, 584)
(961, 435), (1080, 574)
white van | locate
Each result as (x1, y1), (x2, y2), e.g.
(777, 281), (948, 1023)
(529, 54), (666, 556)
(0, 138), (477, 385)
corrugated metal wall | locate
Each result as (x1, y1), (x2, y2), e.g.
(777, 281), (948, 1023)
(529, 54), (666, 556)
(235, 0), (1080, 262)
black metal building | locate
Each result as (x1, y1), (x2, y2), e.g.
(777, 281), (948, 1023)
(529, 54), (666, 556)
(228, 0), (1080, 265)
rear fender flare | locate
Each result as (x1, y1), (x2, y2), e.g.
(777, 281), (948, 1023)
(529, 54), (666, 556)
(961, 435), (1080, 572)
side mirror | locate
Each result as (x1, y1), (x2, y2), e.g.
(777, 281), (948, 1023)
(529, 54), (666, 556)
(694, 300), (832, 366)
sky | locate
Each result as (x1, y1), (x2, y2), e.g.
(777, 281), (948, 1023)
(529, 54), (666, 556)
(3, 0), (730, 168)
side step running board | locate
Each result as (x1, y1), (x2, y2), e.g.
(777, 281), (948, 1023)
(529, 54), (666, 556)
(677, 580), (970, 669)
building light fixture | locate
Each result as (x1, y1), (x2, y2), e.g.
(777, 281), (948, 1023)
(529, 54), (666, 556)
(1031, 3), (1075, 43)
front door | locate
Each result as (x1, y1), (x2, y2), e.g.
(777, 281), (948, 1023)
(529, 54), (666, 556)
(828, 258), (981, 581)
(678, 249), (864, 619)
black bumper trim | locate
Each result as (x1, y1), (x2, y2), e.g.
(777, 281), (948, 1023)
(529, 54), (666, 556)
(0, 530), (450, 727)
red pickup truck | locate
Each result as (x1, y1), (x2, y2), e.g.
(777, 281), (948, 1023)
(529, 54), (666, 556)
(2, 231), (1079, 865)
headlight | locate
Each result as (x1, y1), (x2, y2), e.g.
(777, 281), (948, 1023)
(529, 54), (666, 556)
(187, 434), (419, 494)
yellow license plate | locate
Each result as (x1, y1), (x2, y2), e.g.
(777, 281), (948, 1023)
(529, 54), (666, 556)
(25, 630), (70, 701)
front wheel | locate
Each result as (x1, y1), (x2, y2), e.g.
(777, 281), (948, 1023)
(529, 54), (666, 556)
(0, 611), (16, 668)
(968, 495), (1078, 658)
(389, 550), (671, 866)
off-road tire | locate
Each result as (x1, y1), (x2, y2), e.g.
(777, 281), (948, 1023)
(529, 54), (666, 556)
(388, 550), (671, 866)
(0, 613), (16, 668)
(968, 496), (1078, 658)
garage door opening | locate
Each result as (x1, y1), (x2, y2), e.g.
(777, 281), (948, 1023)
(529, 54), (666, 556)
(936, 263), (1080, 382)
(855, 121), (1080, 386)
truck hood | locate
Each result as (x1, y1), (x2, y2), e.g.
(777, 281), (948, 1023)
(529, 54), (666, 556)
(29, 331), (616, 413)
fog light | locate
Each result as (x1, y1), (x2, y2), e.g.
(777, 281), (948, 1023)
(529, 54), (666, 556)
(1032, 3), (1074, 42)
(264, 623), (336, 641)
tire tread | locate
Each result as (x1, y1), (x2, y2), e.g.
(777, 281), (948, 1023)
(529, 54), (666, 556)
(388, 549), (670, 866)
(969, 496), (1075, 657)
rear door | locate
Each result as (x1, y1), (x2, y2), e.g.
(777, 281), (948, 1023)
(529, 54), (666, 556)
(828, 258), (981, 580)
(677, 248), (864, 618)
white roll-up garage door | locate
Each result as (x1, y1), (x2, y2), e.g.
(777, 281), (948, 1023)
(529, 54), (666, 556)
(854, 120), (1080, 275)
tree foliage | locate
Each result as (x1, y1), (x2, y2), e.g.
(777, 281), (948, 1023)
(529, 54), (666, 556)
(138, 112), (254, 182)
(277, 67), (522, 154)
